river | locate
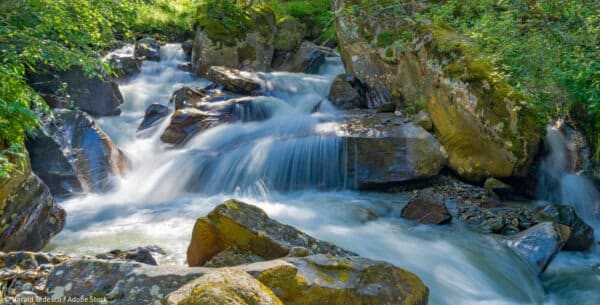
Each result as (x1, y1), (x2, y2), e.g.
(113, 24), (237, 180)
(46, 44), (600, 305)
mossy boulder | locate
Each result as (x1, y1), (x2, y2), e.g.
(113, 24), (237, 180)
(333, 0), (543, 182)
(193, 3), (276, 75)
(164, 269), (283, 305)
(187, 199), (355, 267)
(241, 255), (429, 305)
(0, 153), (65, 251)
(274, 17), (305, 52)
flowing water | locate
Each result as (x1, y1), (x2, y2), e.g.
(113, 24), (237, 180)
(47, 44), (600, 305)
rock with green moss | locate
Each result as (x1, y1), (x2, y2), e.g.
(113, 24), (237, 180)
(333, 0), (543, 182)
(0, 154), (65, 252)
(274, 17), (305, 52)
(193, 3), (276, 76)
(164, 268), (283, 305)
(187, 199), (355, 267)
(338, 112), (447, 189)
(241, 255), (429, 305)
(272, 41), (329, 74)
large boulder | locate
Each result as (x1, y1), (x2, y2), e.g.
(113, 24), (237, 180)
(333, 0), (542, 182)
(164, 269), (283, 305)
(26, 109), (127, 197)
(503, 222), (570, 273)
(187, 199), (355, 267)
(27, 66), (124, 116)
(339, 112), (447, 189)
(0, 155), (65, 252)
(273, 17), (305, 53)
(206, 66), (263, 94)
(192, 3), (276, 76)
(169, 86), (242, 110)
(160, 109), (216, 145)
(242, 255), (429, 305)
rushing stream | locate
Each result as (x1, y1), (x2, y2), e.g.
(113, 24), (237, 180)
(46, 44), (600, 305)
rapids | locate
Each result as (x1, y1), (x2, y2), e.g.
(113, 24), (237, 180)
(47, 44), (600, 305)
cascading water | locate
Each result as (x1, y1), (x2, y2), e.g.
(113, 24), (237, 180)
(537, 122), (600, 236)
(47, 44), (600, 305)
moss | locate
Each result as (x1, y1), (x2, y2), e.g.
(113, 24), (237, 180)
(238, 44), (257, 63)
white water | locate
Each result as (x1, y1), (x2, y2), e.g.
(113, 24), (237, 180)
(47, 45), (600, 305)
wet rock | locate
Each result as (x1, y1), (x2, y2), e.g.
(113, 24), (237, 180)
(106, 55), (141, 79)
(334, 0), (542, 182)
(206, 66), (262, 94)
(26, 109), (127, 197)
(273, 41), (328, 74)
(134, 37), (160, 61)
(160, 109), (214, 145)
(0, 154), (65, 251)
(95, 246), (166, 265)
(44, 259), (208, 304)
(170, 86), (207, 110)
(187, 199), (355, 267)
(181, 39), (194, 59)
(339, 113), (447, 189)
(161, 96), (274, 145)
(192, 5), (276, 75)
(177, 62), (193, 72)
(27, 66), (124, 116)
(401, 191), (451, 225)
(242, 255), (429, 305)
(164, 269), (283, 305)
(328, 74), (363, 110)
(534, 205), (594, 251)
(504, 222), (570, 273)
(137, 103), (170, 132)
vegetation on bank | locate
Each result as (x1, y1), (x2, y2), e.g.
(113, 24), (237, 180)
(0, 0), (198, 178)
(419, 1), (599, 164)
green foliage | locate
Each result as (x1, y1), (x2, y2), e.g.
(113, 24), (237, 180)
(257, 0), (335, 42)
(0, 0), (199, 177)
(420, 0), (600, 165)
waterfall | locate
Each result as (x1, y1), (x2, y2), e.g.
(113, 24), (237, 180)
(537, 121), (600, 238)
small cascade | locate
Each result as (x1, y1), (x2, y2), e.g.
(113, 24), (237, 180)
(537, 120), (600, 237)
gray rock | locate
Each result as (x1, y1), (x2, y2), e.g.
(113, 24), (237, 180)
(26, 109), (127, 197)
(206, 66), (262, 94)
(134, 37), (160, 61)
(137, 104), (170, 133)
(27, 66), (124, 116)
(328, 74), (363, 110)
(339, 113), (447, 189)
(504, 222), (570, 273)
